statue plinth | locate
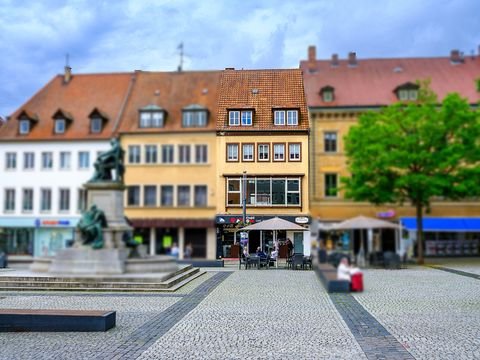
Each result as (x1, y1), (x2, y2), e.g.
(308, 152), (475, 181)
(49, 248), (129, 275)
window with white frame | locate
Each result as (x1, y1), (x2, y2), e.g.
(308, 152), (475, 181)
(274, 110), (298, 126)
(178, 145), (191, 163)
(78, 151), (90, 169)
(287, 110), (298, 125)
(177, 185), (190, 206)
(59, 188), (70, 211)
(19, 120), (30, 134)
(258, 144), (269, 161)
(144, 185), (157, 207)
(139, 110), (164, 128)
(324, 173), (338, 197)
(128, 145), (141, 164)
(60, 151), (71, 170)
(77, 189), (87, 212)
(226, 176), (301, 207)
(182, 110), (207, 127)
(228, 111), (240, 126)
(273, 144), (285, 161)
(227, 144), (239, 161)
(161, 145), (174, 164)
(241, 111), (253, 126)
(194, 185), (207, 207)
(55, 119), (66, 134)
(5, 152), (16, 169)
(41, 152), (53, 169)
(40, 188), (52, 212)
(274, 110), (286, 125)
(145, 145), (158, 164)
(324, 132), (337, 152)
(4, 189), (15, 211)
(22, 188), (33, 211)
(288, 143), (301, 161)
(229, 110), (253, 126)
(90, 117), (103, 133)
(242, 144), (254, 161)
(127, 186), (140, 206)
(195, 145), (208, 163)
(160, 185), (174, 206)
(24, 152), (35, 169)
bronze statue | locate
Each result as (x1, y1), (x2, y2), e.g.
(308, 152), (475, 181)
(89, 138), (125, 182)
(77, 204), (107, 249)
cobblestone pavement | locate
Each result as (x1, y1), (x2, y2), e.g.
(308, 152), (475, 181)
(353, 266), (480, 360)
(0, 265), (479, 359)
(426, 257), (480, 276)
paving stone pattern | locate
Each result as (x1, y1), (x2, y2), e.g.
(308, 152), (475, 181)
(354, 266), (480, 360)
(138, 270), (366, 360)
(330, 293), (414, 360)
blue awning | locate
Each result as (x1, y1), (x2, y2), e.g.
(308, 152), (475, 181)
(401, 217), (480, 232)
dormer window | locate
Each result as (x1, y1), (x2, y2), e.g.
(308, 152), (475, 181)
(55, 119), (66, 134)
(274, 110), (298, 126)
(16, 110), (39, 135)
(394, 82), (419, 101)
(19, 120), (30, 134)
(52, 109), (73, 134)
(139, 105), (165, 128)
(182, 104), (208, 128)
(228, 110), (253, 126)
(88, 108), (109, 134)
(320, 85), (335, 103)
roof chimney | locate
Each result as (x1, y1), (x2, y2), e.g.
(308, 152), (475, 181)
(450, 49), (463, 64)
(64, 65), (72, 84)
(348, 52), (357, 67)
(331, 53), (339, 67)
(307, 45), (317, 73)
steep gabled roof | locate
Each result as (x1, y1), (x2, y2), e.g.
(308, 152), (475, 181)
(0, 72), (134, 141)
(217, 69), (309, 131)
(300, 56), (480, 108)
(118, 70), (221, 133)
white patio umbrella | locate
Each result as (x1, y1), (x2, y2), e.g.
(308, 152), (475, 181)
(240, 217), (308, 251)
(333, 216), (401, 266)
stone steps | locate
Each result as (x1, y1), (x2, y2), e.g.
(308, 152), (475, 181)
(0, 266), (205, 292)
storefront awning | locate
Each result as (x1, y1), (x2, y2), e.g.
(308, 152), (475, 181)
(401, 217), (480, 232)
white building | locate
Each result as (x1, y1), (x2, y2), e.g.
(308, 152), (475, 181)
(0, 68), (135, 259)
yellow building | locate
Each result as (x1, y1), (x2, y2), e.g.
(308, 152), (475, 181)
(301, 46), (480, 257)
(119, 70), (221, 260)
(215, 69), (310, 258)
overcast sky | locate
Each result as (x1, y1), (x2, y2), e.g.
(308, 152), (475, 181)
(1, 0), (479, 118)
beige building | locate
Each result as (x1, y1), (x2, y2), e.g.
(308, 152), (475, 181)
(301, 46), (480, 257)
(119, 71), (221, 260)
(215, 69), (310, 258)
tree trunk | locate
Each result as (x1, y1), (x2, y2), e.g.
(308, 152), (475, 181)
(416, 203), (424, 265)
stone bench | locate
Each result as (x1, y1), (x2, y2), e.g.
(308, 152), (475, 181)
(315, 263), (350, 293)
(0, 309), (116, 332)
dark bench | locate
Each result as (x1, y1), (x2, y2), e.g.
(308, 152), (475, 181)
(0, 309), (116, 332)
(315, 263), (350, 293)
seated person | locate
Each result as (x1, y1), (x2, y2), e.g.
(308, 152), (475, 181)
(256, 246), (267, 259)
(270, 248), (278, 260)
(337, 257), (352, 281)
(242, 247), (249, 258)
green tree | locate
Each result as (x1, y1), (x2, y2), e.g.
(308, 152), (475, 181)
(342, 83), (480, 264)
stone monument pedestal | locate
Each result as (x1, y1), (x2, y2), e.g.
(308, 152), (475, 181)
(49, 248), (129, 275)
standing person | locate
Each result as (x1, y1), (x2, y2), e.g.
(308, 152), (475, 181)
(185, 243), (193, 259)
(286, 238), (294, 256)
(170, 243), (179, 258)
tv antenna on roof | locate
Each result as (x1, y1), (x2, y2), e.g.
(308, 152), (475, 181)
(177, 42), (184, 72)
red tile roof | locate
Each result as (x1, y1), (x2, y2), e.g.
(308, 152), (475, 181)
(300, 56), (480, 107)
(217, 69), (309, 131)
(118, 70), (221, 133)
(0, 73), (134, 141)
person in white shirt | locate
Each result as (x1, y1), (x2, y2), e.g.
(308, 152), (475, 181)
(337, 257), (351, 281)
